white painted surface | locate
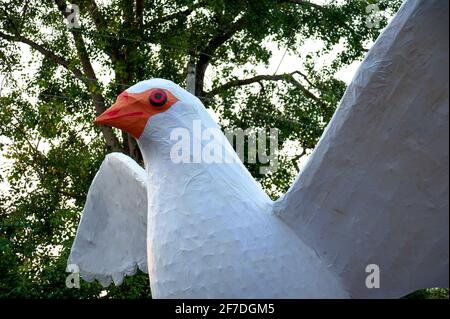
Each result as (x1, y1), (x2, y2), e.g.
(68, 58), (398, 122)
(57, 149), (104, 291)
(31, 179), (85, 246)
(274, 0), (449, 298)
(68, 153), (148, 287)
(69, 0), (449, 298)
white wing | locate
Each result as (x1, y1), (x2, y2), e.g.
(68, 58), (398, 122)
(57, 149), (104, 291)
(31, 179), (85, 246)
(273, 0), (449, 298)
(68, 153), (148, 287)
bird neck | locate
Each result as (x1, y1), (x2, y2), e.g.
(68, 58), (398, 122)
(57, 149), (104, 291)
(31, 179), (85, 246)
(139, 123), (251, 183)
(138, 120), (270, 206)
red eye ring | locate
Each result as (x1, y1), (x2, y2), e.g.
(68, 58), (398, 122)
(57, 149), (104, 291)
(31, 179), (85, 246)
(149, 89), (168, 107)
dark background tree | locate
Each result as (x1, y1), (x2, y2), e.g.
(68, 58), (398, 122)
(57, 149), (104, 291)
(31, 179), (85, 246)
(1, 0), (445, 299)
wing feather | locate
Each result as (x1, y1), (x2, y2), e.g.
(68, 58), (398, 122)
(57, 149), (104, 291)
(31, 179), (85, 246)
(274, 0), (449, 298)
(68, 153), (148, 287)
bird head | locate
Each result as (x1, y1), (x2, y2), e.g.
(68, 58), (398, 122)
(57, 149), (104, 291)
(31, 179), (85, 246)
(95, 79), (196, 139)
(95, 79), (221, 163)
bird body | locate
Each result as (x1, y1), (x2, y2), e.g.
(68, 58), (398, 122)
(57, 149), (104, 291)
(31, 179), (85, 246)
(69, 0), (449, 298)
(133, 81), (348, 298)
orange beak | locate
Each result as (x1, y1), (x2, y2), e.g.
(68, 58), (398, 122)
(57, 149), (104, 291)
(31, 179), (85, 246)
(95, 89), (178, 139)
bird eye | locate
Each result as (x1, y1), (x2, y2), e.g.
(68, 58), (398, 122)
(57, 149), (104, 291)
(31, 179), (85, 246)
(149, 89), (168, 107)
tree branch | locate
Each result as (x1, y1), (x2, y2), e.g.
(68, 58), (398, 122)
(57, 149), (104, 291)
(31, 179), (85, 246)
(0, 3), (122, 151)
(193, 0), (322, 96)
(1, 23), (121, 151)
(0, 30), (85, 80)
(54, 0), (122, 152)
(205, 71), (324, 104)
(291, 147), (307, 172)
(146, 0), (207, 27)
(195, 15), (248, 96)
(135, 0), (144, 28)
(84, 0), (107, 30)
(279, 0), (326, 11)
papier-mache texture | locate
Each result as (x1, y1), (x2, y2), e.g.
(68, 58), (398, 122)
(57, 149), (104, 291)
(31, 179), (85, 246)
(69, 0), (449, 298)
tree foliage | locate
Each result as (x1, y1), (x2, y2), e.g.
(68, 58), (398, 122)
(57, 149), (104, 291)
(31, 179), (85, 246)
(2, 0), (443, 300)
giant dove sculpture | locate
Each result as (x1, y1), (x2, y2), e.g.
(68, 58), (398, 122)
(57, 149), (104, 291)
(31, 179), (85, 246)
(68, 0), (449, 298)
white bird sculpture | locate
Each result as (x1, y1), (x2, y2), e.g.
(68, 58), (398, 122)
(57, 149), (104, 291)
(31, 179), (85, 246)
(68, 0), (449, 298)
